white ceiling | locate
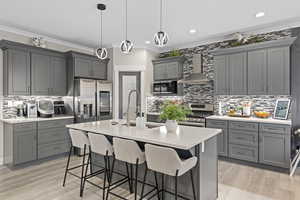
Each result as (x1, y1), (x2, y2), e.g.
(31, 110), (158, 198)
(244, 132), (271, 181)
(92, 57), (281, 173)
(0, 0), (300, 51)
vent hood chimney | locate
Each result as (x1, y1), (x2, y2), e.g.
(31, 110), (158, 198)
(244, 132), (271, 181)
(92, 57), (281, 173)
(178, 53), (210, 84)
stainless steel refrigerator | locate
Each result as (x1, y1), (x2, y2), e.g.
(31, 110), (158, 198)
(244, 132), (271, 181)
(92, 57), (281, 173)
(73, 78), (112, 123)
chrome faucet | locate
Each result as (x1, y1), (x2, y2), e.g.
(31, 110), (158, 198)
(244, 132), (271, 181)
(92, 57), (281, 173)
(126, 89), (140, 126)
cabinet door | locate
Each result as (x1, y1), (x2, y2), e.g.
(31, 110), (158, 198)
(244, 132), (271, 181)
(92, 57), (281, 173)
(259, 132), (289, 168)
(166, 62), (179, 79)
(31, 53), (51, 95)
(228, 52), (247, 95)
(214, 55), (228, 95)
(206, 120), (228, 156)
(92, 60), (107, 80)
(74, 57), (92, 78)
(267, 47), (290, 95)
(153, 63), (167, 81)
(51, 56), (67, 96)
(248, 50), (267, 95)
(14, 130), (37, 165)
(7, 49), (31, 95)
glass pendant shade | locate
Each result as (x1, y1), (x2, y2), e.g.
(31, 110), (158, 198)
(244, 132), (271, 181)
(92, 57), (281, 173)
(154, 31), (169, 47)
(120, 40), (133, 54)
(96, 47), (108, 60)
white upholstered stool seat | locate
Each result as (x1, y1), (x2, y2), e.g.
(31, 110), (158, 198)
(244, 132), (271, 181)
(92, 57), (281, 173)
(88, 133), (114, 156)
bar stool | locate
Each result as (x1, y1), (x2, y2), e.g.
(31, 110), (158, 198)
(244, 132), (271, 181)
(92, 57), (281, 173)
(143, 144), (197, 200)
(81, 133), (114, 200)
(62, 129), (91, 197)
(106, 138), (146, 200)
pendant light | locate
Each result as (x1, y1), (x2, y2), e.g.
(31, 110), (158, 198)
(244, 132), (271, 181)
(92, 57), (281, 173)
(95, 3), (108, 60)
(120, 0), (133, 53)
(154, 0), (169, 47)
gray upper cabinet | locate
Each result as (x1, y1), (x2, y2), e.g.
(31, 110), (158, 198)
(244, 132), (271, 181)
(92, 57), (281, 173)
(214, 55), (228, 95)
(31, 52), (52, 95)
(51, 56), (67, 96)
(67, 51), (109, 80)
(0, 40), (67, 96)
(228, 52), (247, 95)
(4, 48), (31, 95)
(74, 57), (93, 78)
(247, 50), (267, 95)
(92, 60), (108, 80)
(267, 47), (290, 95)
(211, 37), (296, 95)
(152, 56), (185, 81)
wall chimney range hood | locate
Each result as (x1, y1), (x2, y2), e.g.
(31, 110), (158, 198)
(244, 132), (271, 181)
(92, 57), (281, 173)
(178, 53), (211, 84)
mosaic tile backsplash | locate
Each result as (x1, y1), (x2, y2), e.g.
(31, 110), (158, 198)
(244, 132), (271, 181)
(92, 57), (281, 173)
(147, 28), (294, 116)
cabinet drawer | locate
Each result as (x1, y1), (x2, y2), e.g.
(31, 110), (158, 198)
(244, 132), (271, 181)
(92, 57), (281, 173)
(38, 142), (70, 159)
(260, 123), (291, 135)
(14, 122), (36, 132)
(206, 120), (228, 128)
(229, 130), (258, 146)
(229, 144), (258, 162)
(38, 119), (73, 129)
(229, 121), (258, 131)
(38, 128), (69, 144)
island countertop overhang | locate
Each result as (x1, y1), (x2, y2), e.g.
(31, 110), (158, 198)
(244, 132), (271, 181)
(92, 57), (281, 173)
(66, 120), (222, 150)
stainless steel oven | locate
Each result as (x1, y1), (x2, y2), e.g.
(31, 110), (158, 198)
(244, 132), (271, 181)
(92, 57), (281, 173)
(152, 80), (178, 95)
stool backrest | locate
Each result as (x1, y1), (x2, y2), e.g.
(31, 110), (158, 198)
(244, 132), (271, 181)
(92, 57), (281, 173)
(113, 137), (144, 164)
(69, 129), (90, 149)
(145, 144), (182, 176)
(88, 133), (113, 156)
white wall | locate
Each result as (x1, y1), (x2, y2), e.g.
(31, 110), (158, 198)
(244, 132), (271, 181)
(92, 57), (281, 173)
(112, 48), (157, 119)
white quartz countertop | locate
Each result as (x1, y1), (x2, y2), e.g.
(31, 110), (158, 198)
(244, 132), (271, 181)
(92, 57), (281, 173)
(66, 120), (222, 150)
(206, 115), (292, 125)
(0, 115), (74, 124)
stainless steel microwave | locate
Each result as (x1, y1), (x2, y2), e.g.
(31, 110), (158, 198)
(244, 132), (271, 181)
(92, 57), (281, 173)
(152, 80), (178, 95)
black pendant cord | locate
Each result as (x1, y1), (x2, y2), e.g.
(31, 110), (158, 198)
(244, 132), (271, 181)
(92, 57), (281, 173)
(125, 0), (128, 40)
(160, 0), (163, 31)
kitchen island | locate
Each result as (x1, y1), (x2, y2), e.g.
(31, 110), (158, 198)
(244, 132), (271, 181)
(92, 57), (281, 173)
(66, 120), (222, 200)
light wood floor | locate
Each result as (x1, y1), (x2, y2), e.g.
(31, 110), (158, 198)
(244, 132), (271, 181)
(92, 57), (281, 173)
(1, 156), (300, 200)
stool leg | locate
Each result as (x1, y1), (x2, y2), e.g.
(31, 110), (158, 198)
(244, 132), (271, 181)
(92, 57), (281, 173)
(175, 170), (179, 200)
(130, 164), (134, 193)
(102, 153), (108, 200)
(81, 151), (91, 197)
(107, 156), (111, 183)
(140, 165), (148, 200)
(154, 172), (160, 200)
(190, 170), (196, 200)
(89, 146), (93, 173)
(134, 159), (139, 200)
(62, 145), (73, 187)
(161, 174), (165, 200)
(126, 163), (133, 193)
(79, 144), (87, 197)
(106, 155), (116, 200)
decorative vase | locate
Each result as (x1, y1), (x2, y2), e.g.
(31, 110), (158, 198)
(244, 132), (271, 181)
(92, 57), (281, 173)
(165, 120), (178, 133)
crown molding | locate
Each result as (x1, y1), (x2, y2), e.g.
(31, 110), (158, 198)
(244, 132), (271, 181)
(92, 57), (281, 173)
(0, 24), (95, 54)
(161, 17), (300, 52)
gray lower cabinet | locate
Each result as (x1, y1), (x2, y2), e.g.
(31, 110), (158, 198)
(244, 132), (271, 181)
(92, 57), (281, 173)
(206, 119), (228, 156)
(4, 48), (31, 95)
(247, 50), (267, 95)
(228, 52), (247, 95)
(3, 119), (73, 166)
(267, 47), (290, 95)
(259, 124), (291, 168)
(206, 119), (291, 168)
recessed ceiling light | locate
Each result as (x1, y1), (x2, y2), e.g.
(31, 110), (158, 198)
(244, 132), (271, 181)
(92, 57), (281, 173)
(189, 29), (197, 34)
(145, 41), (151, 44)
(255, 12), (265, 18)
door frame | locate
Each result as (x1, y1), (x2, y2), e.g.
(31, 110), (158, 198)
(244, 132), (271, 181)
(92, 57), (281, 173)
(113, 65), (146, 120)
(119, 72), (141, 119)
